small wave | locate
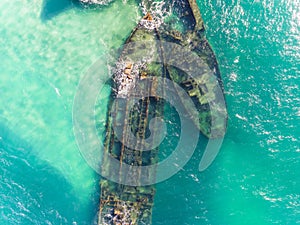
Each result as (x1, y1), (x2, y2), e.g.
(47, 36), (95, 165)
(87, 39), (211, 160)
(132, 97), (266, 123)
(79, 0), (114, 5)
(140, 0), (172, 29)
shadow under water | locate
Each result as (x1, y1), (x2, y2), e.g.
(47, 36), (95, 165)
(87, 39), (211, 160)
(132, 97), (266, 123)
(40, 0), (74, 21)
(40, 0), (113, 21)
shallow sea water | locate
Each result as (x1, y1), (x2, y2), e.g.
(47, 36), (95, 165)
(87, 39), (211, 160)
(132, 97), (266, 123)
(0, 0), (299, 224)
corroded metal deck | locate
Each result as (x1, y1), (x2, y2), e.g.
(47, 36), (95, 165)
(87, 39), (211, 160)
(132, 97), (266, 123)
(98, 0), (227, 224)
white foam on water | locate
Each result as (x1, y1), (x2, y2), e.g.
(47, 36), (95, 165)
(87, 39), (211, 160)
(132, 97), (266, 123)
(140, 0), (172, 29)
(79, 0), (114, 5)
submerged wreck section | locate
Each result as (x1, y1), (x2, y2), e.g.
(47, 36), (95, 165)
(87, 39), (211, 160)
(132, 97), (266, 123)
(98, 0), (227, 224)
(99, 15), (165, 225)
(153, 0), (227, 138)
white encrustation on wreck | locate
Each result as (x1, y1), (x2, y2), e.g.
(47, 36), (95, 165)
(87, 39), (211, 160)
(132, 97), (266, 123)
(99, 13), (165, 225)
(95, 0), (227, 224)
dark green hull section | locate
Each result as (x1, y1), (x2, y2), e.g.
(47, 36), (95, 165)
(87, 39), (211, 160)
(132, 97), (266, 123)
(99, 20), (165, 225)
(98, 0), (227, 224)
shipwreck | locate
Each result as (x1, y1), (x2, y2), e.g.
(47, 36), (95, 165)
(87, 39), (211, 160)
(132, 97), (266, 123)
(97, 0), (227, 224)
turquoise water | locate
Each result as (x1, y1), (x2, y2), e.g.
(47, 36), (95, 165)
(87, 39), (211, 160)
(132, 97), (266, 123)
(0, 0), (299, 224)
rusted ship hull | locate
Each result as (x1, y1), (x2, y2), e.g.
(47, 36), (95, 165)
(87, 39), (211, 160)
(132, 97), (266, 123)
(99, 16), (166, 225)
(98, 0), (227, 224)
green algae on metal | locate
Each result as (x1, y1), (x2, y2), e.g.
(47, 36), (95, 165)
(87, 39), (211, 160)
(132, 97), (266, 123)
(97, 0), (227, 224)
